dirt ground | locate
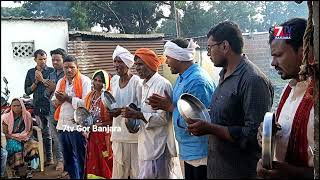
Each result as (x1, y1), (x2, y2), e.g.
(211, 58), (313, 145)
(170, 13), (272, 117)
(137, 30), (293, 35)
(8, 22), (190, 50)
(31, 163), (69, 179)
(5, 148), (184, 179)
(5, 159), (184, 179)
(30, 159), (184, 179)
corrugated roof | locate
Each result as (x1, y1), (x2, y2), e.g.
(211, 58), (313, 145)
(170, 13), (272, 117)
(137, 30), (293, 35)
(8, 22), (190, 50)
(69, 31), (164, 39)
(1, 16), (70, 21)
(68, 40), (165, 77)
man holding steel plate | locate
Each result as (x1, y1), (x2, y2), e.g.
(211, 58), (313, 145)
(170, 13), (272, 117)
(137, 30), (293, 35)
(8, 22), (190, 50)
(110, 45), (142, 179)
(187, 21), (274, 179)
(51, 55), (91, 179)
(256, 18), (315, 179)
(121, 48), (177, 179)
(148, 38), (215, 180)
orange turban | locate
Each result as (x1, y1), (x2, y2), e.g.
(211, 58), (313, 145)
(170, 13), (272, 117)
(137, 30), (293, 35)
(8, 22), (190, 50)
(134, 48), (166, 72)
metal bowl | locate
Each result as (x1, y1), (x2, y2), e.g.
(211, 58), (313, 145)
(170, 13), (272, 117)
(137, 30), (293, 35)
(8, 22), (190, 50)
(125, 103), (140, 133)
(177, 93), (210, 124)
(125, 119), (140, 133)
(101, 91), (117, 110)
(74, 107), (96, 126)
(262, 112), (281, 169)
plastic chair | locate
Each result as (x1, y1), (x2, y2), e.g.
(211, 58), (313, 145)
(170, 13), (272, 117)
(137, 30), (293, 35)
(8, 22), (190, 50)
(32, 126), (44, 172)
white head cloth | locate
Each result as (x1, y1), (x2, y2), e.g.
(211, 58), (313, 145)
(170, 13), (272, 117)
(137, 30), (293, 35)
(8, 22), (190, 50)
(112, 45), (134, 68)
(163, 39), (200, 61)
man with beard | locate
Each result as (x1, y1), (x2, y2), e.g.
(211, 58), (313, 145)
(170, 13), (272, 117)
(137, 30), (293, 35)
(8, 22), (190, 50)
(256, 18), (315, 179)
(187, 21), (274, 178)
(43, 48), (67, 175)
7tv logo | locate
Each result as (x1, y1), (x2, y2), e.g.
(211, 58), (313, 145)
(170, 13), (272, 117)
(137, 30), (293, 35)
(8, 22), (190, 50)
(274, 26), (292, 39)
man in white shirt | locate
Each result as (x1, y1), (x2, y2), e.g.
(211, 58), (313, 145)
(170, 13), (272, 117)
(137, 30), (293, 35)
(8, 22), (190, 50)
(121, 48), (177, 179)
(256, 18), (315, 179)
(51, 55), (91, 179)
(110, 45), (142, 179)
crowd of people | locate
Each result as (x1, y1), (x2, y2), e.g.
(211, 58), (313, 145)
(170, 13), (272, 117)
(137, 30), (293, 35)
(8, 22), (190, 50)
(1, 17), (316, 179)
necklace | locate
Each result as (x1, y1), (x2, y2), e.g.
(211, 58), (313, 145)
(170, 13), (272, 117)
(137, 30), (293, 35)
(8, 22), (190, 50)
(91, 91), (101, 107)
(89, 91), (102, 123)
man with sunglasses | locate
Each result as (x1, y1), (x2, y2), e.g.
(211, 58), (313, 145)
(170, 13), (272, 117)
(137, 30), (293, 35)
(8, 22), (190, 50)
(187, 21), (274, 178)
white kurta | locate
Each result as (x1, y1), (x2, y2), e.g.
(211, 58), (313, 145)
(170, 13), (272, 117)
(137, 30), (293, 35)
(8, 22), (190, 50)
(110, 74), (142, 143)
(52, 74), (92, 131)
(138, 72), (177, 161)
(110, 74), (142, 179)
(274, 79), (314, 167)
(137, 72), (178, 179)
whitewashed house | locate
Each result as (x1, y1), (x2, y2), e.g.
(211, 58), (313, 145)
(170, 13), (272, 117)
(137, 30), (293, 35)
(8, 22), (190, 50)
(1, 17), (69, 101)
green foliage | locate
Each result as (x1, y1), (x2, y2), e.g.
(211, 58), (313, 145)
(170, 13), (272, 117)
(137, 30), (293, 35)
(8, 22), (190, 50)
(254, 1), (308, 31)
(69, 2), (91, 31)
(157, 19), (176, 37)
(1, 1), (308, 35)
(157, 1), (308, 38)
(85, 1), (169, 33)
(21, 1), (91, 30)
(207, 1), (257, 32)
(1, 1), (91, 30)
(180, 2), (210, 37)
(1, 7), (31, 17)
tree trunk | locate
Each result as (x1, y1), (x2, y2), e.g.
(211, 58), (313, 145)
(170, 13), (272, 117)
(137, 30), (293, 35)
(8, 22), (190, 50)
(313, 1), (319, 179)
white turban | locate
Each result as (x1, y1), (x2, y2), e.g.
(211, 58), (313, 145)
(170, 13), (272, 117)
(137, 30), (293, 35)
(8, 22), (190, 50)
(112, 45), (134, 68)
(164, 39), (200, 61)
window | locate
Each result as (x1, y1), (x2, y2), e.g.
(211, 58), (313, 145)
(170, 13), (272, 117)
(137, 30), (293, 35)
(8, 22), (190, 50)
(12, 41), (34, 58)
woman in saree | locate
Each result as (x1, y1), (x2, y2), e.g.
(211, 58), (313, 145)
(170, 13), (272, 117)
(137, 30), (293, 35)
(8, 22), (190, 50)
(1, 98), (39, 177)
(84, 70), (113, 179)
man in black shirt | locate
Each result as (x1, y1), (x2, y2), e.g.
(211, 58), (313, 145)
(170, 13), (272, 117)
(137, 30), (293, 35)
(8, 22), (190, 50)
(24, 49), (54, 166)
(187, 21), (274, 178)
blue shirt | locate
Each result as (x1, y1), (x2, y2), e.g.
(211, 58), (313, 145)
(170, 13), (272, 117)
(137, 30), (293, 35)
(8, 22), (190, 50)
(48, 69), (65, 85)
(24, 66), (54, 116)
(172, 63), (215, 161)
(45, 69), (65, 116)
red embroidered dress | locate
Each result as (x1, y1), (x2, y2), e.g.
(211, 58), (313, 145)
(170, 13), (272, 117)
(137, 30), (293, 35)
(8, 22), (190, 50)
(84, 91), (113, 179)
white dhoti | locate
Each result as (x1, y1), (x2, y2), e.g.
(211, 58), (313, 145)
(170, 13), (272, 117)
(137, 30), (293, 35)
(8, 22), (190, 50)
(138, 147), (171, 179)
(138, 147), (184, 179)
(112, 142), (139, 179)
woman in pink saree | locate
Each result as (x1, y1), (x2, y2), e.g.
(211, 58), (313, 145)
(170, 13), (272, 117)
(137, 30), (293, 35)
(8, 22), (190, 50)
(2, 98), (39, 177)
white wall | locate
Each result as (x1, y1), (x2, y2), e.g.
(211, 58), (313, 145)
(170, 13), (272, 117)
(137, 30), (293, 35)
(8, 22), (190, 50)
(194, 49), (222, 86)
(1, 19), (69, 101)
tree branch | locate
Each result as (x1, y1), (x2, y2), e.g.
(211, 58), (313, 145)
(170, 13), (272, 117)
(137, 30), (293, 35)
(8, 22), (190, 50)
(92, 1), (126, 33)
(104, 2), (125, 33)
(157, 1), (171, 6)
(157, 13), (172, 19)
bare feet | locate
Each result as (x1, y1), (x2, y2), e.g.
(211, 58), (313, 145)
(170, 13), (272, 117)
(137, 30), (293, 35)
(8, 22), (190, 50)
(56, 161), (64, 171)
